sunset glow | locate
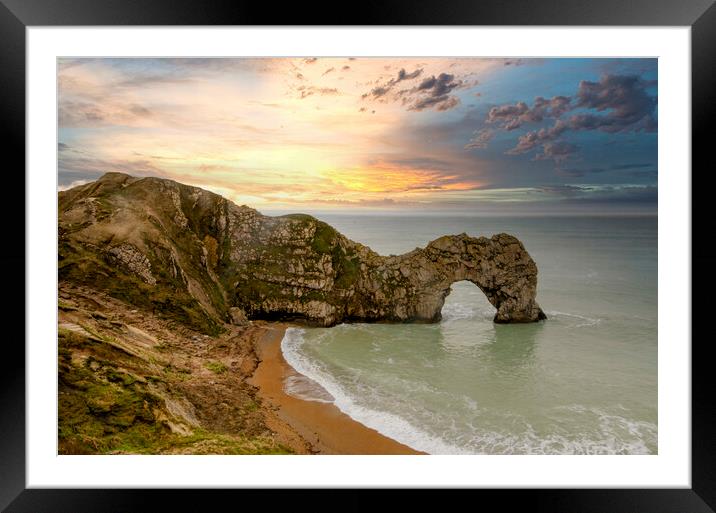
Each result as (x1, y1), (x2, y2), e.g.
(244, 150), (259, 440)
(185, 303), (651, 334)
(59, 57), (657, 213)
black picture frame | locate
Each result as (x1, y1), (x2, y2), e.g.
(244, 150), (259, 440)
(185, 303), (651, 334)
(2, 1), (713, 511)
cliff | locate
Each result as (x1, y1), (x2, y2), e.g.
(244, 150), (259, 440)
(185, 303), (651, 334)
(59, 172), (545, 334)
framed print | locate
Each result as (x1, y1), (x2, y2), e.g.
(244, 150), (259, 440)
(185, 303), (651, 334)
(2, 0), (715, 511)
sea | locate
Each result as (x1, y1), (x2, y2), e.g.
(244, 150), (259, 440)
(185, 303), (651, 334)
(276, 213), (657, 455)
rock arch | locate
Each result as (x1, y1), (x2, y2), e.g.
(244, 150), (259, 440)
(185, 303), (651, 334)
(59, 173), (546, 330)
(347, 233), (547, 324)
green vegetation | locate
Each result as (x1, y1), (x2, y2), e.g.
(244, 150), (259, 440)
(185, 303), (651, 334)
(58, 329), (291, 455)
(280, 213), (315, 222)
(59, 240), (223, 336)
(332, 245), (360, 289)
(58, 300), (77, 311)
(204, 360), (228, 374)
(311, 221), (338, 254)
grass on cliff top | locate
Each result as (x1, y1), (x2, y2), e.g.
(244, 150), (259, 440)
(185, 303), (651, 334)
(59, 241), (224, 336)
(58, 329), (292, 455)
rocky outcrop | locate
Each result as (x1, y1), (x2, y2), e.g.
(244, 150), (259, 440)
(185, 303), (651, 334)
(59, 172), (545, 333)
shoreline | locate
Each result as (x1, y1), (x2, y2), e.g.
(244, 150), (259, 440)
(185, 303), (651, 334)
(250, 322), (423, 455)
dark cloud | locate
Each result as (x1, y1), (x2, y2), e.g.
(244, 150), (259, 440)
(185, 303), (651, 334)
(533, 141), (579, 164)
(410, 94), (459, 112)
(397, 68), (423, 82)
(361, 69), (466, 112)
(487, 96), (571, 130)
(407, 73), (464, 112)
(361, 68), (423, 99)
(505, 120), (568, 154)
(571, 74), (657, 132)
(476, 74), (657, 168)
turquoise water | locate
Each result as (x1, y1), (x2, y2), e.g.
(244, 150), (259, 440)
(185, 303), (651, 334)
(279, 214), (657, 454)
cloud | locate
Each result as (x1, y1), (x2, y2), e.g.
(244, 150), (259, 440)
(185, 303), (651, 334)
(534, 184), (657, 204)
(362, 67), (423, 100)
(487, 96), (571, 130)
(505, 120), (568, 154)
(58, 179), (91, 191)
(557, 162), (655, 177)
(464, 128), (494, 149)
(410, 95), (459, 112)
(59, 151), (166, 179)
(405, 73), (464, 112)
(476, 73), (657, 165)
(533, 141), (579, 164)
(58, 100), (153, 127)
(297, 86), (341, 99)
(571, 74), (657, 132)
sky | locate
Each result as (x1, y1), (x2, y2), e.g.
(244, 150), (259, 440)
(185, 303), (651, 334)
(58, 57), (657, 215)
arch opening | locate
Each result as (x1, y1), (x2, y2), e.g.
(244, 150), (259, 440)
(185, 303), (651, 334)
(440, 280), (496, 323)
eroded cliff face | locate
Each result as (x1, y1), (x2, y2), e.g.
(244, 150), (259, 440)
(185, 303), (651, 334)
(59, 172), (545, 333)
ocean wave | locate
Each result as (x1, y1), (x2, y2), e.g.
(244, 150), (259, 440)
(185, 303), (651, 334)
(441, 302), (475, 322)
(547, 310), (602, 328)
(457, 405), (657, 455)
(280, 328), (656, 455)
(441, 302), (496, 322)
(459, 423), (655, 455)
(283, 373), (334, 403)
(281, 327), (468, 455)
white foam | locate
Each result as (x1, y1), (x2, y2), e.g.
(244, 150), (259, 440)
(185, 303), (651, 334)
(280, 327), (657, 455)
(283, 373), (334, 404)
(281, 327), (467, 455)
(548, 310), (602, 328)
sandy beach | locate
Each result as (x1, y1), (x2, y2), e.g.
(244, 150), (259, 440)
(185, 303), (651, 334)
(250, 322), (423, 455)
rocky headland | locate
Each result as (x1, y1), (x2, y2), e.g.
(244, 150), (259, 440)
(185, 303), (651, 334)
(57, 172), (544, 454)
(60, 172), (545, 334)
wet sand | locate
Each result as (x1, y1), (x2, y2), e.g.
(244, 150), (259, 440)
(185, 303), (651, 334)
(250, 323), (423, 455)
